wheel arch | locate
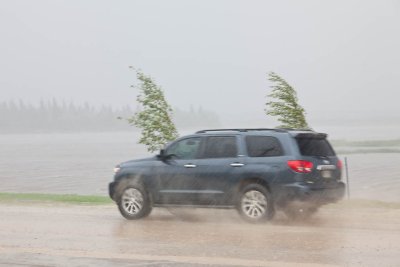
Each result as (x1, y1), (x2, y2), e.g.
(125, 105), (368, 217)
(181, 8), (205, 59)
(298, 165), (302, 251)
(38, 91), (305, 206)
(236, 177), (275, 222)
(113, 174), (152, 202)
(237, 177), (271, 193)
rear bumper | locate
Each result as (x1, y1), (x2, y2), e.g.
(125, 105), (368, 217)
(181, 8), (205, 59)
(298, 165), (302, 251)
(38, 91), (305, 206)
(275, 181), (346, 205)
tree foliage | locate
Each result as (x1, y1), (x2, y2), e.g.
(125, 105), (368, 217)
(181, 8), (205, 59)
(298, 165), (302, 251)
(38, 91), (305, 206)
(128, 68), (179, 152)
(265, 72), (309, 129)
(0, 99), (133, 133)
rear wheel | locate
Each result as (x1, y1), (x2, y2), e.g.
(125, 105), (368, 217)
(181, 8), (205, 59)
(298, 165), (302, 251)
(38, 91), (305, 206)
(117, 184), (152, 220)
(237, 184), (274, 223)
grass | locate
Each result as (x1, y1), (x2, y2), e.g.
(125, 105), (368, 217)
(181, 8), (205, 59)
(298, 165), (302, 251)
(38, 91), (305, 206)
(0, 193), (399, 210)
(336, 148), (400, 155)
(331, 139), (400, 148)
(0, 192), (113, 205)
(331, 139), (400, 154)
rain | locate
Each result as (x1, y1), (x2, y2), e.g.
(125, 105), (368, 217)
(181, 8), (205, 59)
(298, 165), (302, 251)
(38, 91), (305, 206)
(1, 1), (400, 266)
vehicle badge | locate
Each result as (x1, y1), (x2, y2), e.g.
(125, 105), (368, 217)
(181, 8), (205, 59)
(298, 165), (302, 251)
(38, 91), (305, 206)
(323, 160), (330, 164)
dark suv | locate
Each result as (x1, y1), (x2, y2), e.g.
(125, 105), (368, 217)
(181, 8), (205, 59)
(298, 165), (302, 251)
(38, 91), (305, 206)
(109, 129), (345, 222)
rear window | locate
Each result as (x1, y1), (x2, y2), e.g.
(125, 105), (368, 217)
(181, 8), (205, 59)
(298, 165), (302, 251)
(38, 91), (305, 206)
(200, 136), (238, 158)
(296, 138), (335, 156)
(246, 136), (283, 157)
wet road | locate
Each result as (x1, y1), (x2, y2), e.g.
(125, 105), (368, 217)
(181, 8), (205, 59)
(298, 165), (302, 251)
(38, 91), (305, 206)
(0, 202), (399, 267)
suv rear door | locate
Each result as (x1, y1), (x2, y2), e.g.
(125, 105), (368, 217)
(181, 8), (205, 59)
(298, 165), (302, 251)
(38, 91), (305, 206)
(244, 135), (286, 184)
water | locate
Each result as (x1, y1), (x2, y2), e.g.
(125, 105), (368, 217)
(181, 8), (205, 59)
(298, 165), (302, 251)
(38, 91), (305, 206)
(0, 132), (150, 196)
(338, 153), (400, 202)
(0, 132), (399, 202)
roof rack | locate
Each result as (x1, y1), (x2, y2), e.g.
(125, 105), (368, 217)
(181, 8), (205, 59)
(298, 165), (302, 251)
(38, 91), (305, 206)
(195, 128), (314, 134)
(195, 128), (289, 134)
(279, 128), (314, 132)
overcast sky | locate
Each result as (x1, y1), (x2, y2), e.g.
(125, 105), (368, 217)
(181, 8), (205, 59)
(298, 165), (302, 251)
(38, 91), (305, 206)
(1, 0), (399, 129)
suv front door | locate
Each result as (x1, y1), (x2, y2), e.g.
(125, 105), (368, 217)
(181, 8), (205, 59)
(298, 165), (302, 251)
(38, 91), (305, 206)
(156, 137), (202, 204)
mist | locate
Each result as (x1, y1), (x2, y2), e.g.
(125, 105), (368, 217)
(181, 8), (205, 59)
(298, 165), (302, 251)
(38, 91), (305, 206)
(1, 2), (400, 266)
(1, 0), (400, 139)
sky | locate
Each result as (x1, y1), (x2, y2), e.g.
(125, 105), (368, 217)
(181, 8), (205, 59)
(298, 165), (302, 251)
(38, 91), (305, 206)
(1, 0), (399, 133)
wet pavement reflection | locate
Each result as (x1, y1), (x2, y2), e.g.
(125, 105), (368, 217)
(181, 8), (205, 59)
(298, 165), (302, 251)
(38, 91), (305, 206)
(0, 204), (399, 267)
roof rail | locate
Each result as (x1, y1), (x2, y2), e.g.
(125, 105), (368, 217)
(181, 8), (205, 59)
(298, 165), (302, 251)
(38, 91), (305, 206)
(279, 128), (314, 132)
(195, 128), (288, 134)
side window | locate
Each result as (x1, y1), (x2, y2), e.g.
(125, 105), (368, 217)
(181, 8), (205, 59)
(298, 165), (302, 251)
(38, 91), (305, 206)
(201, 136), (238, 159)
(246, 136), (283, 157)
(166, 138), (201, 159)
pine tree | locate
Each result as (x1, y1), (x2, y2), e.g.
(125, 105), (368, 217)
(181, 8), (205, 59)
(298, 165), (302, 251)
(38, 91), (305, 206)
(265, 72), (309, 129)
(128, 68), (179, 152)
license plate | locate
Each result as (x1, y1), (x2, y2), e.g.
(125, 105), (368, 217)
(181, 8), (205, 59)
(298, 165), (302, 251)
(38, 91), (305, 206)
(321, 170), (332, 178)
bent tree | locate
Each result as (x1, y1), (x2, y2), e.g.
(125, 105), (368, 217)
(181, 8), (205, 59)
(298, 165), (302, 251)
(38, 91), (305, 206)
(128, 68), (178, 152)
(265, 72), (309, 129)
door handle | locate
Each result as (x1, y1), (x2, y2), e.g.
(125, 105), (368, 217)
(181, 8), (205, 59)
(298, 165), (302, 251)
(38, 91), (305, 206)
(184, 164), (197, 168)
(230, 163), (244, 167)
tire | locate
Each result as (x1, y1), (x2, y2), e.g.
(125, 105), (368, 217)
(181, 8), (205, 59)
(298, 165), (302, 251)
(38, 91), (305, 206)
(283, 206), (318, 221)
(117, 184), (152, 220)
(237, 184), (275, 223)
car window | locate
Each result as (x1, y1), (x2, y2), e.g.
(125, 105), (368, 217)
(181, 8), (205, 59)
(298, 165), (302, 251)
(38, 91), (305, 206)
(166, 137), (201, 159)
(246, 136), (283, 157)
(296, 137), (335, 156)
(200, 136), (237, 158)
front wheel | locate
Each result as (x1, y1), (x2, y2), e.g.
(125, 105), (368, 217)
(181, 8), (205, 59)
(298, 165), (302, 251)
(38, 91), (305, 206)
(117, 185), (152, 220)
(237, 184), (275, 223)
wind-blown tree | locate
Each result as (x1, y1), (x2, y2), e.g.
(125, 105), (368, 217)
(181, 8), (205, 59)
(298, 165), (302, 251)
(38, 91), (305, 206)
(128, 68), (179, 152)
(265, 72), (309, 129)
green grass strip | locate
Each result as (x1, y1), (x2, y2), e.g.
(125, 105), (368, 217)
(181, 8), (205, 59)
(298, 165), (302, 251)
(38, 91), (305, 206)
(332, 139), (400, 147)
(0, 193), (399, 209)
(0, 192), (113, 205)
(336, 148), (400, 154)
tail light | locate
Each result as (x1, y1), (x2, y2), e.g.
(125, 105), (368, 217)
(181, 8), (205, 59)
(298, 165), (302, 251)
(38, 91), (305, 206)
(337, 159), (343, 170)
(288, 160), (313, 173)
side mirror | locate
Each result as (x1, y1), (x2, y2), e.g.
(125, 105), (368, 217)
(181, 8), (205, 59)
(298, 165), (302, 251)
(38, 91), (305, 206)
(158, 149), (165, 159)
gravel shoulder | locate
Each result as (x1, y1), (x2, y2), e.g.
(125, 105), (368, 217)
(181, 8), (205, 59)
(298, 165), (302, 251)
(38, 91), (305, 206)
(0, 201), (399, 267)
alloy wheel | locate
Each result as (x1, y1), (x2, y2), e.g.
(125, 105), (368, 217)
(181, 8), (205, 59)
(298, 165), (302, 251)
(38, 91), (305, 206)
(241, 190), (268, 219)
(121, 188), (144, 215)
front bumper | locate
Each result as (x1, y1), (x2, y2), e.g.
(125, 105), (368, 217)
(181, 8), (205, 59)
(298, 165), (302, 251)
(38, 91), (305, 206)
(108, 181), (117, 201)
(275, 181), (346, 205)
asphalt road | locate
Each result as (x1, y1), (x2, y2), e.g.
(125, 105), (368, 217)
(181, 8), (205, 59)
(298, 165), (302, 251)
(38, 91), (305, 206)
(0, 202), (399, 267)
